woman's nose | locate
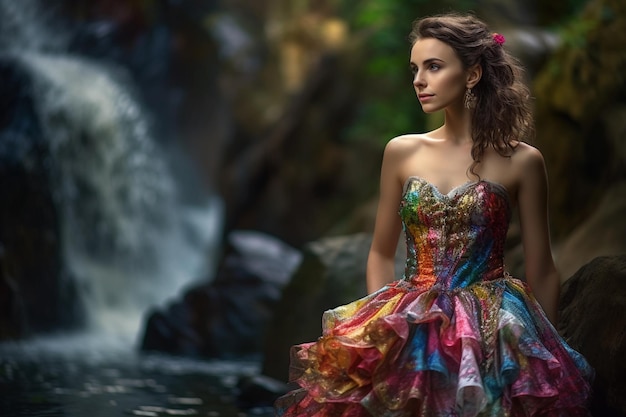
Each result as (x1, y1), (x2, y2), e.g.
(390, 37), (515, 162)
(413, 73), (425, 88)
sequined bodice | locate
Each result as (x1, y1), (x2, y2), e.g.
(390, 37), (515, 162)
(399, 176), (511, 290)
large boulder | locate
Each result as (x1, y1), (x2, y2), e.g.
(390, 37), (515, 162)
(140, 230), (302, 358)
(559, 255), (626, 417)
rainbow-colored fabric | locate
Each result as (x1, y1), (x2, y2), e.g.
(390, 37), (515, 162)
(275, 177), (593, 417)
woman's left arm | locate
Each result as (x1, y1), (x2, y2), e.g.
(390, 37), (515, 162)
(516, 145), (561, 325)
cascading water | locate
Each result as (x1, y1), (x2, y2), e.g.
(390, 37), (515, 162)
(29, 52), (222, 336)
(1, 0), (223, 340)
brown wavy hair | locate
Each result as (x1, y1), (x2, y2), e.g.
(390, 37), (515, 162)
(409, 13), (533, 170)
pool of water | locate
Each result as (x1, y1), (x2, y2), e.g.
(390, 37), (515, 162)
(0, 333), (273, 417)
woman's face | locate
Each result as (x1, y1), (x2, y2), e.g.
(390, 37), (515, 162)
(410, 37), (467, 113)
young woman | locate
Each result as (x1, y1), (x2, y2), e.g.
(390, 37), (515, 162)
(275, 13), (593, 416)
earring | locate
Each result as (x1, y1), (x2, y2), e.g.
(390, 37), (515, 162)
(464, 88), (476, 109)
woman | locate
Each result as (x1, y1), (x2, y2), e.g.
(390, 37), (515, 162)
(275, 13), (593, 416)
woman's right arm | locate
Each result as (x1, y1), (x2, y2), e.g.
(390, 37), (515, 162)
(366, 140), (405, 293)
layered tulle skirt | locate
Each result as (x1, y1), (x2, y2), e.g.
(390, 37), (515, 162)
(275, 277), (593, 417)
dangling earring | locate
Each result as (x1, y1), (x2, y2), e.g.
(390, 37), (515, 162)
(464, 88), (476, 109)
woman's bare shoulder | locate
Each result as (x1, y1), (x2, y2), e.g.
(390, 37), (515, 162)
(511, 141), (546, 171)
(507, 142), (549, 192)
(385, 133), (429, 153)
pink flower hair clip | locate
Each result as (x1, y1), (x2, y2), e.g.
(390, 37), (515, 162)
(492, 33), (505, 46)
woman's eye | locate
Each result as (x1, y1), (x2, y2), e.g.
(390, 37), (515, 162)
(410, 66), (418, 75)
(429, 64), (440, 70)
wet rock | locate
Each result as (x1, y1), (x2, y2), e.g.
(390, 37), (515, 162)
(236, 374), (291, 409)
(140, 230), (302, 358)
(559, 255), (626, 417)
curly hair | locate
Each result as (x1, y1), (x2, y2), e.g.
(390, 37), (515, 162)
(409, 13), (533, 171)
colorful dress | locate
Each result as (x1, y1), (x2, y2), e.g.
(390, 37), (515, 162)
(275, 177), (593, 417)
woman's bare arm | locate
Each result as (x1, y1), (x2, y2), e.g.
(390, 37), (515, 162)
(516, 145), (561, 325)
(366, 140), (404, 293)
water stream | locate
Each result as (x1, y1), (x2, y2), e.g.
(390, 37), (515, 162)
(0, 333), (272, 417)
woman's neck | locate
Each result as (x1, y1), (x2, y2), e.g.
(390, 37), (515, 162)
(441, 106), (473, 145)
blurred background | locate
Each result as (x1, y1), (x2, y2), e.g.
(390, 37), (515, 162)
(0, 0), (625, 416)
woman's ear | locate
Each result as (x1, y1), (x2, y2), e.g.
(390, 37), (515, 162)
(466, 64), (482, 89)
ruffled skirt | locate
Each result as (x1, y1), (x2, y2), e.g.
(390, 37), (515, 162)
(274, 277), (593, 417)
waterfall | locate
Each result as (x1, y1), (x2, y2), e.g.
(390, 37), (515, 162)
(1, 0), (223, 339)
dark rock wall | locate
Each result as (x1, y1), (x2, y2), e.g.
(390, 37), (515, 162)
(533, 0), (626, 238)
(0, 59), (83, 338)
